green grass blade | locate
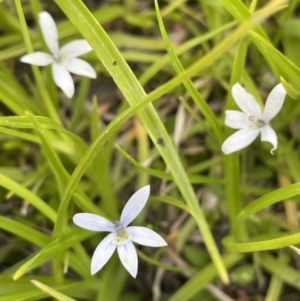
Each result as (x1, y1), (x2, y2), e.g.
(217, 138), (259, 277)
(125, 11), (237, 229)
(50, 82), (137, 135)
(261, 252), (300, 290)
(27, 112), (104, 221)
(13, 229), (92, 280)
(223, 231), (300, 252)
(219, 0), (268, 38)
(220, 0), (289, 77)
(154, 0), (223, 144)
(150, 196), (193, 215)
(0, 172), (56, 222)
(233, 182), (300, 232)
(27, 112), (68, 194)
(0, 216), (50, 247)
(0, 278), (98, 301)
(223, 36), (249, 237)
(116, 144), (223, 184)
(31, 280), (77, 301)
(139, 20), (236, 85)
(249, 31), (300, 84)
(169, 253), (244, 301)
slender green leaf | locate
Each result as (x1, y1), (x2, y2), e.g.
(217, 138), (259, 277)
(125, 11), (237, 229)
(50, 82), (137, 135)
(155, 0), (223, 144)
(13, 229), (92, 280)
(0, 172), (56, 222)
(223, 230), (300, 252)
(233, 182), (300, 232)
(31, 280), (77, 301)
(116, 145), (224, 184)
(151, 196), (193, 215)
(0, 216), (50, 247)
(261, 252), (300, 290)
(169, 253), (244, 301)
(250, 31), (300, 84)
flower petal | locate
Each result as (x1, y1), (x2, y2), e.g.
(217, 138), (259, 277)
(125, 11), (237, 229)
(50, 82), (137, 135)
(225, 110), (251, 129)
(221, 128), (260, 154)
(262, 83), (286, 122)
(60, 40), (92, 58)
(117, 241), (138, 278)
(39, 11), (59, 55)
(127, 226), (167, 247)
(232, 83), (262, 117)
(73, 213), (115, 232)
(120, 185), (150, 227)
(91, 233), (116, 275)
(65, 58), (96, 78)
(52, 63), (74, 98)
(260, 125), (278, 154)
(20, 52), (54, 66)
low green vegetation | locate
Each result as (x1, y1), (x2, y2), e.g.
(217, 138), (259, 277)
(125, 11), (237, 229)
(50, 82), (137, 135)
(0, 0), (300, 300)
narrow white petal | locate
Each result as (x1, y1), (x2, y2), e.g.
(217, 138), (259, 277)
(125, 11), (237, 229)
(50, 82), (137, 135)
(60, 40), (93, 58)
(117, 241), (138, 278)
(232, 83), (262, 117)
(222, 128), (259, 154)
(262, 83), (286, 122)
(39, 11), (59, 55)
(260, 125), (278, 154)
(52, 63), (74, 98)
(127, 226), (167, 247)
(91, 233), (116, 275)
(65, 58), (96, 78)
(73, 213), (115, 232)
(120, 185), (150, 227)
(225, 110), (251, 129)
(20, 52), (54, 66)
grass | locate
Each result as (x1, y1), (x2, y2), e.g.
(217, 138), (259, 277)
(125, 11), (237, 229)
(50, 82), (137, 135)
(0, 0), (300, 300)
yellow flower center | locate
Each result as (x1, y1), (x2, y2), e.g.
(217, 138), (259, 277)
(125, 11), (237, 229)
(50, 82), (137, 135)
(114, 221), (129, 244)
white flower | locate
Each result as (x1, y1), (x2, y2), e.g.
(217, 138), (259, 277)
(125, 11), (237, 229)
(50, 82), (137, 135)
(20, 11), (96, 98)
(222, 83), (286, 155)
(73, 185), (167, 278)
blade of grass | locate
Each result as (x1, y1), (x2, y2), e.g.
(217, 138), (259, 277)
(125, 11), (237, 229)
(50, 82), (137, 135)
(220, 0), (289, 79)
(0, 172), (56, 222)
(139, 20), (236, 85)
(27, 112), (69, 195)
(69, 77), (91, 132)
(249, 31), (300, 84)
(155, 0), (223, 144)
(223, 36), (249, 239)
(0, 216), (50, 247)
(13, 229), (92, 280)
(169, 253), (244, 301)
(265, 251), (288, 301)
(31, 280), (77, 301)
(116, 144), (223, 184)
(150, 196), (193, 215)
(25, 112), (105, 217)
(261, 252), (300, 290)
(0, 278), (99, 301)
(233, 182), (300, 233)
(223, 231), (300, 252)
(0, 81), (28, 115)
